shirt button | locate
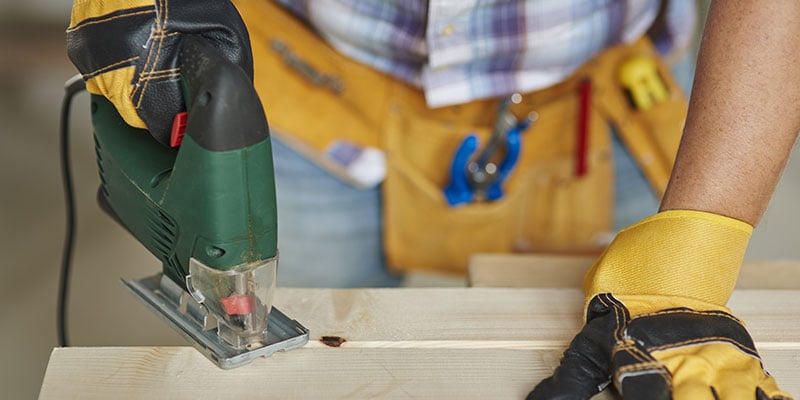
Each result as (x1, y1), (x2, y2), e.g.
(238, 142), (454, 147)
(441, 24), (455, 36)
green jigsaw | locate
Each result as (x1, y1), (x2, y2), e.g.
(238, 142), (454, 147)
(90, 37), (308, 368)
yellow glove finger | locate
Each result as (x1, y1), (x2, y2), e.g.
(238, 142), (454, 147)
(658, 343), (789, 400)
(612, 295), (793, 400)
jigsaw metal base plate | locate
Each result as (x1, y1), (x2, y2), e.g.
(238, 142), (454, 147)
(123, 273), (309, 369)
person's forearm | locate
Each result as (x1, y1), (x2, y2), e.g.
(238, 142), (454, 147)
(660, 0), (800, 226)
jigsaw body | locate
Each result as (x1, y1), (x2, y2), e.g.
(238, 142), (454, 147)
(90, 37), (308, 368)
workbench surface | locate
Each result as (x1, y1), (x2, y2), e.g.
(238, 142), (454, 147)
(39, 288), (800, 399)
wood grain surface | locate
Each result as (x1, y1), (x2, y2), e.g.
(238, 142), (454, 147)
(39, 288), (800, 399)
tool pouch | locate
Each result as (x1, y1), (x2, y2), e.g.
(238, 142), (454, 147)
(236, 0), (687, 275)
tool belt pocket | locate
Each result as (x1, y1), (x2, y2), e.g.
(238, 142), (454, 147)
(380, 37), (685, 275)
(382, 104), (525, 275)
(381, 86), (617, 275)
(591, 40), (688, 196)
(241, 0), (687, 276)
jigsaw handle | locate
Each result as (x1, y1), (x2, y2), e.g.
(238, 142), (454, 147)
(176, 36), (269, 151)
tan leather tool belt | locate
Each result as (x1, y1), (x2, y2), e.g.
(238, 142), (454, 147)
(236, 0), (687, 275)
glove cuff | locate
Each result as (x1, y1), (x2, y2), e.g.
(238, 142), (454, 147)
(584, 210), (752, 307)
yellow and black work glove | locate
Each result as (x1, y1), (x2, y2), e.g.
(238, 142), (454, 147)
(529, 210), (792, 400)
(66, 0), (253, 147)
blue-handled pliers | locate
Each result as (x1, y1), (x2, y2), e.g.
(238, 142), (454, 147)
(444, 107), (536, 207)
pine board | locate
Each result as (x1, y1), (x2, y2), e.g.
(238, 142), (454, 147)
(39, 288), (800, 399)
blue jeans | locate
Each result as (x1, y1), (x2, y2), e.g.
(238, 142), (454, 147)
(272, 137), (402, 288)
(612, 130), (660, 230)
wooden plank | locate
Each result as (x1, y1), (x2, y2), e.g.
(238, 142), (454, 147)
(271, 288), (800, 346)
(37, 347), (602, 400)
(39, 346), (800, 399)
(39, 288), (800, 398)
(468, 254), (594, 288)
(468, 254), (800, 289)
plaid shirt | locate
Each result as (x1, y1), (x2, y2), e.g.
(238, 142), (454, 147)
(276, 0), (696, 108)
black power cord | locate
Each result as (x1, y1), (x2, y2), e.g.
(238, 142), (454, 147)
(58, 75), (86, 347)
